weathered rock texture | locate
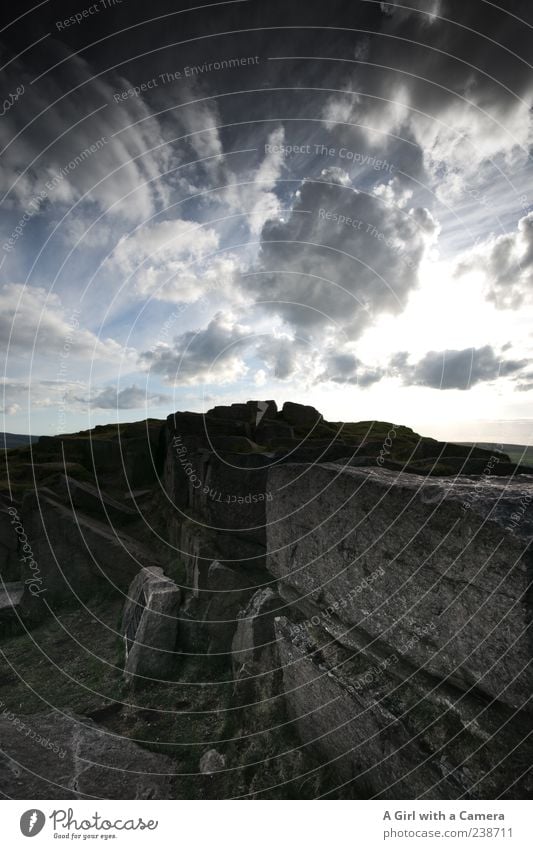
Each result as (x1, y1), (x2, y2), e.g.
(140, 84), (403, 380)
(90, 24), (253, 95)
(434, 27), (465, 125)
(1, 401), (531, 799)
(267, 464), (533, 798)
(0, 711), (175, 798)
(20, 491), (162, 620)
(122, 566), (181, 683)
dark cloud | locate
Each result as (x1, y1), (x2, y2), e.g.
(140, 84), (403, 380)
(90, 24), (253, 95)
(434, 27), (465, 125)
(79, 384), (170, 409)
(246, 171), (436, 338)
(393, 345), (527, 390)
(255, 337), (311, 380)
(321, 0), (533, 194)
(140, 313), (250, 385)
(318, 351), (385, 386)
(0, 41), (172, 223)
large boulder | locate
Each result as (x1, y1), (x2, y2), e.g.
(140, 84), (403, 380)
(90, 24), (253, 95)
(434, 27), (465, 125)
(252, 399), (278, 424)
(281, 402), (323, 428)
(0, 581), (23, 636)
(163, 412), (246, 508)
(255, 420), (294, 444)
(201, 453), (271, 546)
(56, 475), (137, 525)
(207, 403), (253, 422)
(122, 567), (181, 684)
(266, 464), (532, 711)
(0, 502), (21, 582)
(264, 464), (533, 799)
(202, 561), (255, 654)
(20, 492), (162, 619)
(0, 711), (176, 798)
(274, 616), (532, 799)
(231, 587), (281, 677)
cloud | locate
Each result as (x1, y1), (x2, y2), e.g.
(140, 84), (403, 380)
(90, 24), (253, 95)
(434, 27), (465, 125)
(1, 376), (169, 416)
(0, 376), (86, 417)
(321, 1), (533, 195)
(246, 170), (437, 338)
(254, 335), (322, 381)
(392, 345), (527, 389)
(75, 384), (170, 410)
(318, 350), (385, 386)
(0, 283), (127, 363)
(456, 212), (533, 309)
(106, 218), (231, 304)
(0, 402), (20, 416)
(240, 127), (286, 236)
(140, 312), (250, 385)
(0, 42), (172, 222)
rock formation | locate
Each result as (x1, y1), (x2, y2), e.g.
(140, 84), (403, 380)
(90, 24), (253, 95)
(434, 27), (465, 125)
(0, 403), (531, 798)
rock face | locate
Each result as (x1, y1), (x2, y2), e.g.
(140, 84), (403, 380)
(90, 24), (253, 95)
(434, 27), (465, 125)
(0, 711), (176, 798)
(56, 475), (138, 524)
(199, 748), (226, 774)
(202, 561), (255, 654)
(36, 420), (163, 490)
(20, 491), (162, 619)
(0, 502), (21, 582)
(0, 581), (23, 636)
(231, 587), (281, 677)
(2, 401), (532, 800)
(266, 464), (533, 798)
(282, 401), (322, 428)
(122, 567), (181, 684)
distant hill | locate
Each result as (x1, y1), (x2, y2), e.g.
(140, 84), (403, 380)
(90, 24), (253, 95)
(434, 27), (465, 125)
(0, 433), (40, 450)
(457, 442), (533, 468)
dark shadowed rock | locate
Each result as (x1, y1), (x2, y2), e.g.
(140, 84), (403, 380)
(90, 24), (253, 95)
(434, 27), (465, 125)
(250, 399), (278, 423)
(232, 587), (281, 677)
(0, 711), (175, 799)
(207, 403), (252, 421)
(20, 492), (162, 620)
(0, 581), (23, 636)
(203, 561), (255, 654)
(281, 401), (323, 428)
(255, 420), (294, 444)
(201, 454), (271, 545)
(210, 436), (259, 453)
(56, 475), (138, 525)
(0, 504), (20, 582)
(7, 403), (530, 800)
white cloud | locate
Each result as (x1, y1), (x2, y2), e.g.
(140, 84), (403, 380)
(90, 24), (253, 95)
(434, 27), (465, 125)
(0, 47), (172, 222)
(0, 283), (127, 363)
(456, 212), (533, 309)
(106, 218), (226, 304)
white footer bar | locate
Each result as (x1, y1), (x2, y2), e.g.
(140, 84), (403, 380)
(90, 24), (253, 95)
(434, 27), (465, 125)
(3, 799), (530, 848)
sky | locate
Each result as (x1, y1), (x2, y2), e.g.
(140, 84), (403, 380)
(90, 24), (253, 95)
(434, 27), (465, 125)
(1, 0), (532, 443)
